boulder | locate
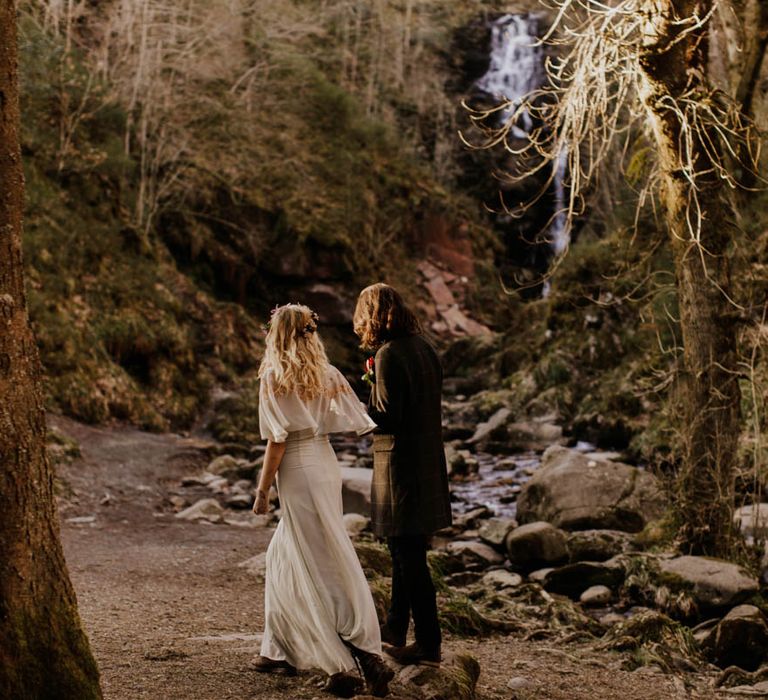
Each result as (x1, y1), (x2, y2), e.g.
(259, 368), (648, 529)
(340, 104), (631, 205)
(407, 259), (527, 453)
(478, 517), (517, 549)
(566, 529), (635, 562)
(454, 506), (493, 529)
(343, 513), (370, 536)
(708, 605), (768, 671)
(528, 568), (554, 584)
(658, 556), (759, 608)
(467, 407), (512, 445)
(340, 466), (372, 516)
(395, 652), (480, 700)
(580, 585), (612, 606)
(238, 552), (267, 576)
(499, 420), (565, 452)
(543, 562), (625, 599)
(505, 521), (568, 570)
(175, 498), (224, 523)
(516, 446), (667, 532)
(206, 454), (259, 481)
(482, 569), (523, 589)
(224, 493), (253, 509)
(446, 541), (505, 569)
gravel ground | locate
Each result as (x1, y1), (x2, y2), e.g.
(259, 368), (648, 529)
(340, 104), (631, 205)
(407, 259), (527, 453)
(54, 415), (724, 700)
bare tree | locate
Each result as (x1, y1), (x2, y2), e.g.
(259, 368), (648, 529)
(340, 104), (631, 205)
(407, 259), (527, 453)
(0, 1), (102, 696)
(465, 0), (761, 556)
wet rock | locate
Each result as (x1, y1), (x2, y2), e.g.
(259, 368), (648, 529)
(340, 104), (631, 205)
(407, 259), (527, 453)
(168, 495), (189, 511)
(528, 568), (554, 584)
(175, 498), (224, 523)
(454, 506), (493, 529)
(505, 521), (568, 570)
(395, 652), (480, 700)
(566, 529), (635, 562)
(467, 407), (512, 445)
(496, 420), (565, 452)
(206, 454), (259, 481)
(658, 556), (759, 608)
(478, 517), (517, 549)
(446, 541), (504, 569)
(706, 605), (768, 671)
(542, 562), (624, 599)
(734, 504), (768, 541)
(445, 445), (479, 479)
(482, 569), (523, 589)
(343, 513), (370, 536)
(517, 446), (668, 532)
(224, 493), (253, 509)
(180, 474), (211, 487)
(340, 466), (372, 516)
(207, 477), (230, 494)
(580, 585), (612, 606)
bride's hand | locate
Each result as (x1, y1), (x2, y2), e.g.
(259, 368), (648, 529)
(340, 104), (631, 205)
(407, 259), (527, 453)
(253, 489), (270, 515)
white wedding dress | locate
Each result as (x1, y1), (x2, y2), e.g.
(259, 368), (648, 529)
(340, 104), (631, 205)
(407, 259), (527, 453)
(258, 364), (382, 674)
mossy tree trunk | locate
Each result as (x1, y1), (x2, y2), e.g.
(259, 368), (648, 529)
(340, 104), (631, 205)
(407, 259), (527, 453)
(638, 0), (741, 556)
(0, 2), (102, 697)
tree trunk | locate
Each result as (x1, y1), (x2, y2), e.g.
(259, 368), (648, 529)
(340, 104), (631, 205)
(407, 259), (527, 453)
(736, 0), (768, 118)
(0, 2), (102, 697)
(736, 0), (768, 189)
(638, 0), (742, 556)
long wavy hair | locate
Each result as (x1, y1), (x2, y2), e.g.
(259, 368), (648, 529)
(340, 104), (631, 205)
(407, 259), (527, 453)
(353, 283), (422, 351)
(258, 304), (330, 399)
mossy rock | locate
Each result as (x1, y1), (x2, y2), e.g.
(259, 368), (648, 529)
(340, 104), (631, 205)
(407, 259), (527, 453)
(354, 542), (392, 578)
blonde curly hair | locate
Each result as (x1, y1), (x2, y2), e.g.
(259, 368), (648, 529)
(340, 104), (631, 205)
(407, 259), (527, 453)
(258, 304), (330, 399)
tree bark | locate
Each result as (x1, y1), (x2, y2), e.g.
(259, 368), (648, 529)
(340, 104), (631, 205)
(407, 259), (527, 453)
(736, 0), (768, 189)
(736, 0), (768, 118)
(0, 2), (102, 697)
(638, 0), (742, 556)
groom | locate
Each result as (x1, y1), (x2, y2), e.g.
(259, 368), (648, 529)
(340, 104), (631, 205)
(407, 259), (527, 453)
(353, 283), (452, 666)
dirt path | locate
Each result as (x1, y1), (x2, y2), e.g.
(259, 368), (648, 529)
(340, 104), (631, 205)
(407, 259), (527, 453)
(53, 416), (721, 700)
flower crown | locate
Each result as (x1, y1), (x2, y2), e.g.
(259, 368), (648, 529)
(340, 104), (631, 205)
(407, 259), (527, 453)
(262, 305), (319, 338)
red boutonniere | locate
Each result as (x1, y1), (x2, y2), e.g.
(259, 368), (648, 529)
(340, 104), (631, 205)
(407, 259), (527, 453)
(362, 357), (375, 386)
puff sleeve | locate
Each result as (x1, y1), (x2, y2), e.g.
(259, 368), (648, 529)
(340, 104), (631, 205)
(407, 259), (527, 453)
(321, 367), (377, 436)
(258, 371), (319, 442)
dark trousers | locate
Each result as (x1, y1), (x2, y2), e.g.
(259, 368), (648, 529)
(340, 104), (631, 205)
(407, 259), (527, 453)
(386, 535), (441, 651)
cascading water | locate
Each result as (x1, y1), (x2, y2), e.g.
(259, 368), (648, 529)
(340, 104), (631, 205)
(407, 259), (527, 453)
(474, 13), (570, 258)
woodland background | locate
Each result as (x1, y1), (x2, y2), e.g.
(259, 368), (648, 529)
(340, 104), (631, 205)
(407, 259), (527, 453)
(3, 1), (768, 698)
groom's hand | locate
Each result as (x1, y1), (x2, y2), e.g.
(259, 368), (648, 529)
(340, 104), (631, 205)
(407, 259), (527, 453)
(253, 489), (270, 515)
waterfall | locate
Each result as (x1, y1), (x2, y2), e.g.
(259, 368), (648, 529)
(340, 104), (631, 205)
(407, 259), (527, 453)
(474, 14), (570, 257)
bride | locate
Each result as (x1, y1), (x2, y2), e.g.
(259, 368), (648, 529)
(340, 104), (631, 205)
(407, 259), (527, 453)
(251, 303), (393, 698)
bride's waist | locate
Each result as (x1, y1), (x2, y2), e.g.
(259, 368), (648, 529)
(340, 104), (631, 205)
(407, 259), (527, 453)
(284, 428), (331, 445)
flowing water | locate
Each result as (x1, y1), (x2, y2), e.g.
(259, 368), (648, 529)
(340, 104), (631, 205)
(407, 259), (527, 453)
(474, 13), (570, 257)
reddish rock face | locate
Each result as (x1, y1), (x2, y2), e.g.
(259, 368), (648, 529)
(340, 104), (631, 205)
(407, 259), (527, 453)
(417, 214), (476, 278)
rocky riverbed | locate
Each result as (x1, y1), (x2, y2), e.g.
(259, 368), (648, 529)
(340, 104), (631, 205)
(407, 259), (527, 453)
(49, 384), (768, 700)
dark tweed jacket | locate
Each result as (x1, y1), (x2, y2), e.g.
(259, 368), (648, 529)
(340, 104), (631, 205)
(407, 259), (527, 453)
(368, 334), (452, 537)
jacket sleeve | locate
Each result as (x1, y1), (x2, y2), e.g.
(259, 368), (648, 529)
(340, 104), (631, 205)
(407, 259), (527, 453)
(368, 346), (404, 434)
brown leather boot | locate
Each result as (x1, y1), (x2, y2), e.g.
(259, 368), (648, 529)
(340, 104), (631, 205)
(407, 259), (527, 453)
(251, 655), (297, 675)
(385, 642), (440, 667)
(347, 645), (394, 697)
